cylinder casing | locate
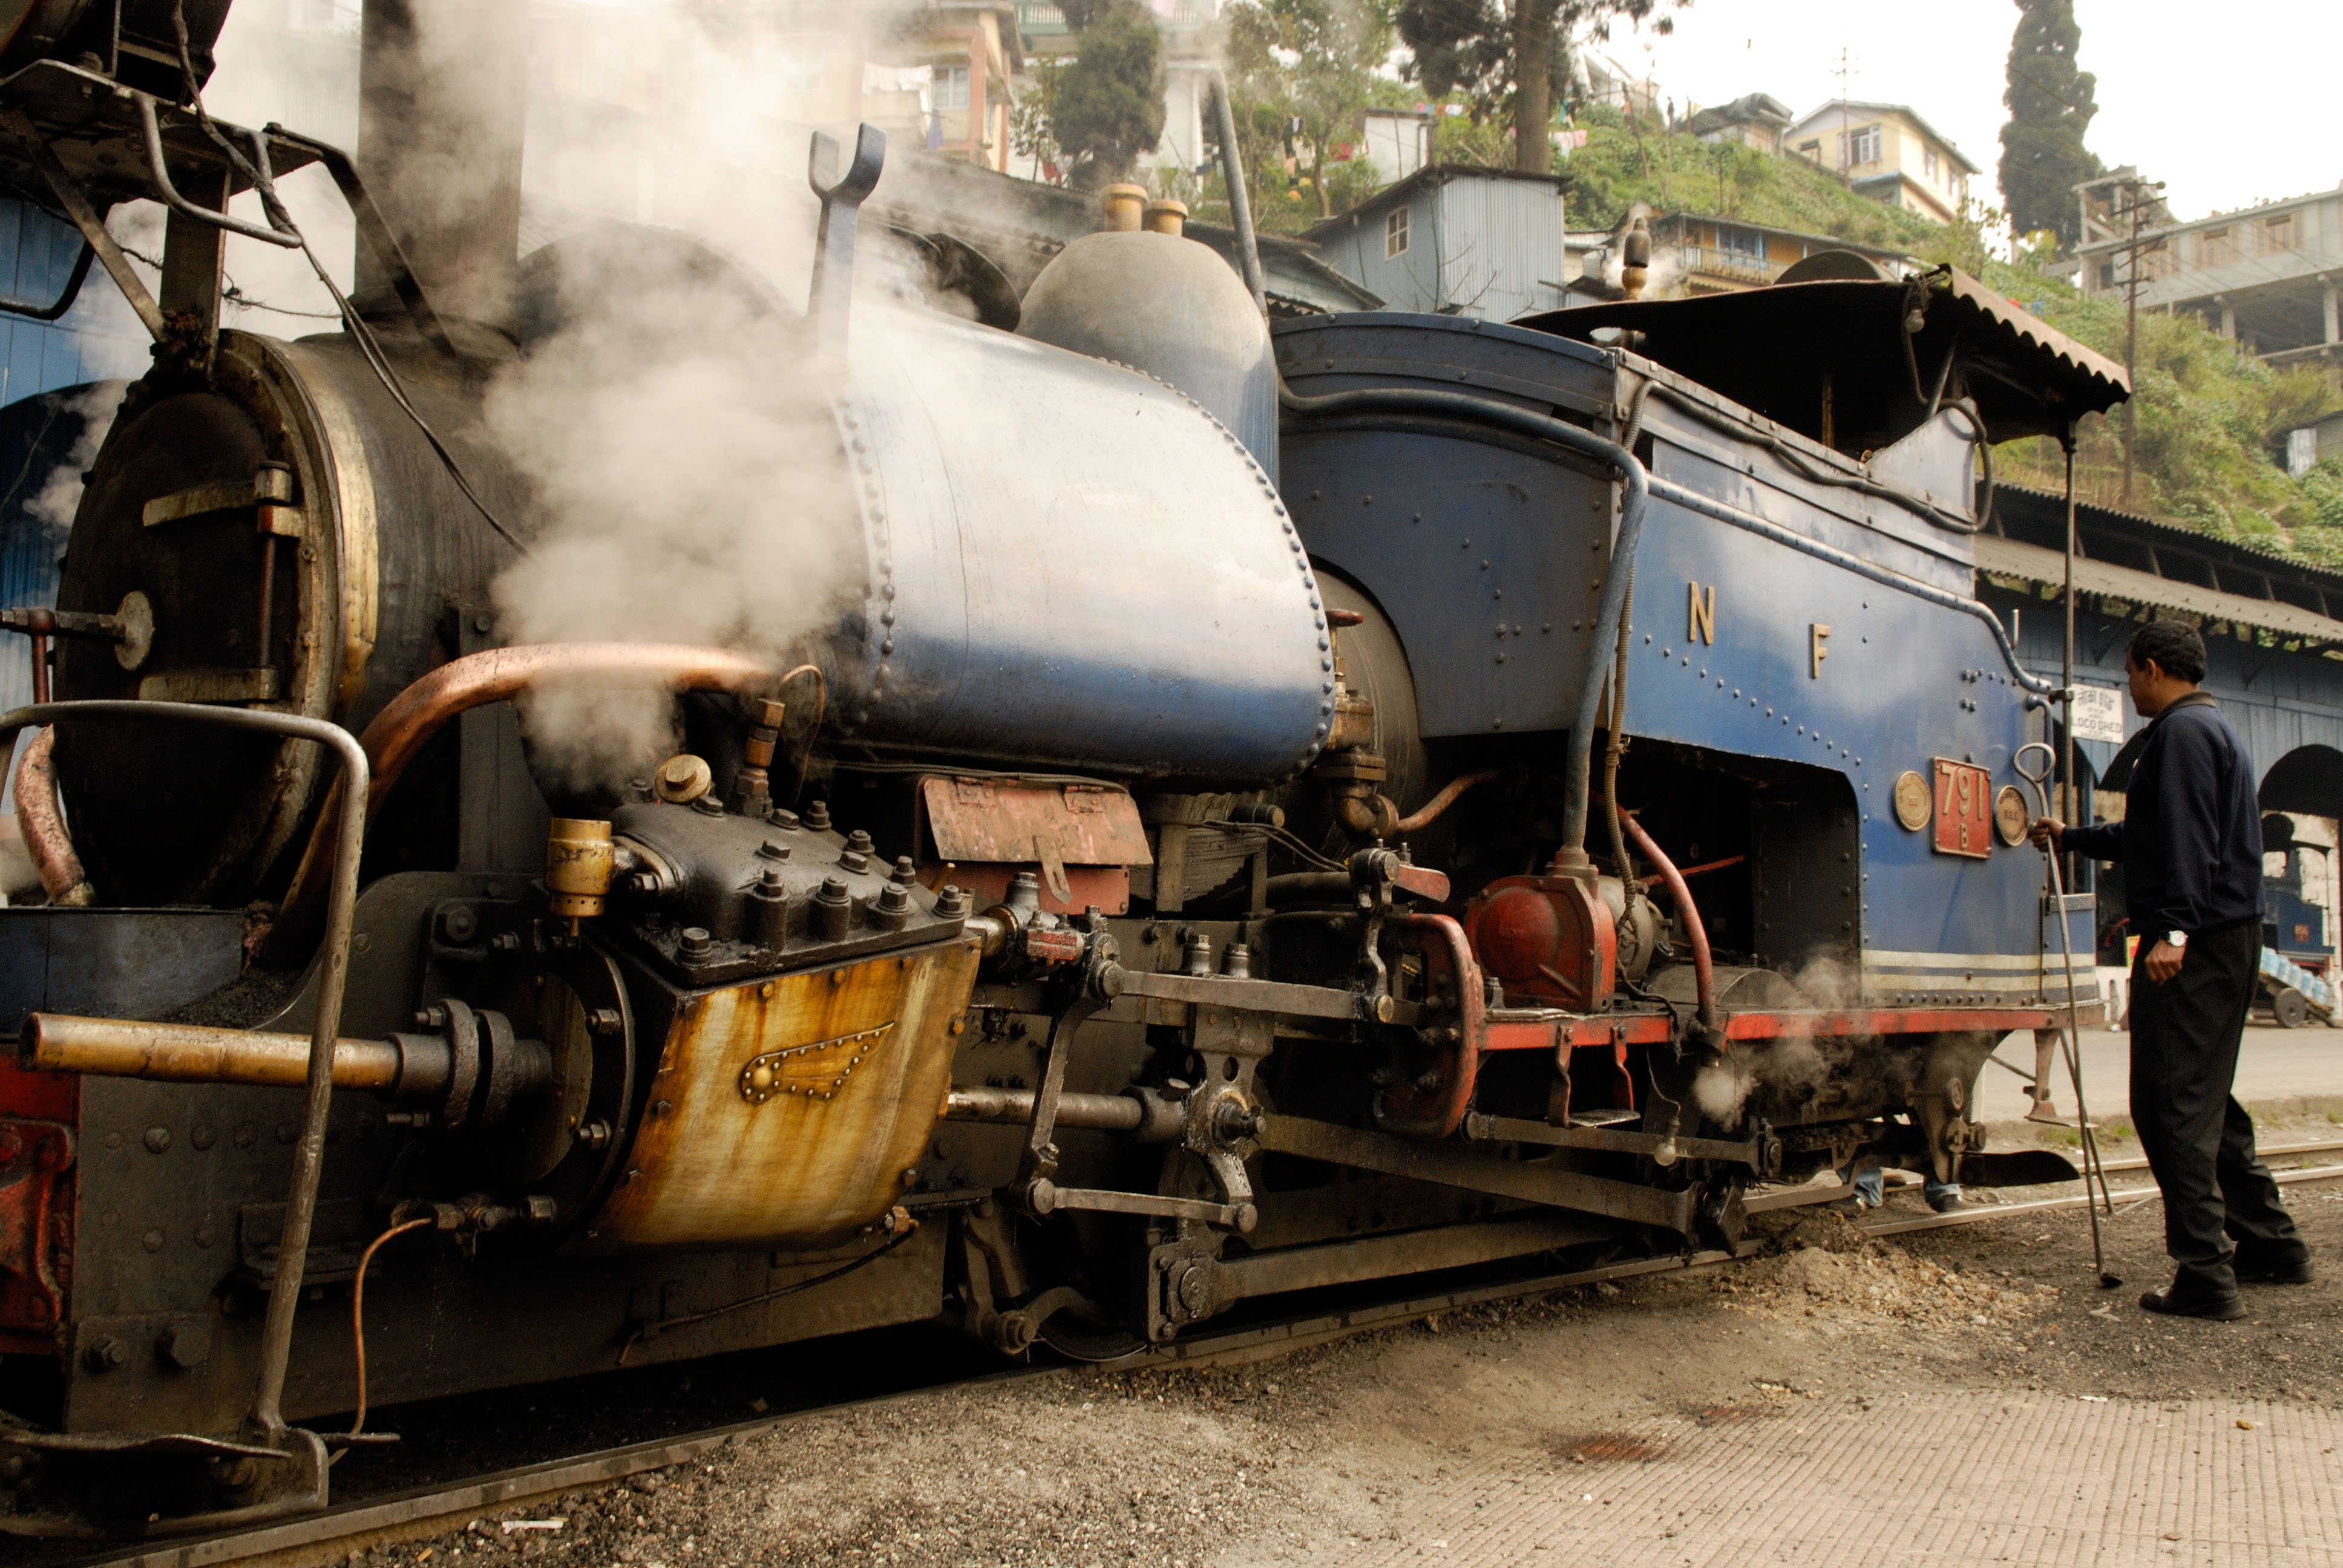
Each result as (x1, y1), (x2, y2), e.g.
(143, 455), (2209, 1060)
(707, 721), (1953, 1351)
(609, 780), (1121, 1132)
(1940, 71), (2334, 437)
(834, 302), (1329, 780)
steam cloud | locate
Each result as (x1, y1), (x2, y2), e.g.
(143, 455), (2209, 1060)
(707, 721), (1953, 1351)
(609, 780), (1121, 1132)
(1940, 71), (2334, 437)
(483, 240), (858, 787)
(202, 2), (936, 786)
(25, 384), (123, 544)
(479, 2), (902, 786)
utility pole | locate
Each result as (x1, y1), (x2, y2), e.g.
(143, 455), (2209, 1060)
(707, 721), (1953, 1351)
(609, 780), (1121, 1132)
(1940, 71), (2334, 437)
(2075, 169), (2165, 511)
(2123, 189), (2140, 508)
(1829, 48), (1855, 178)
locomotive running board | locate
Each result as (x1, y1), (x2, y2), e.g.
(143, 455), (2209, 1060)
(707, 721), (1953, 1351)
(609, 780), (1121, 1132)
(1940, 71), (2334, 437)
(1256, 1116), (1697, 1232)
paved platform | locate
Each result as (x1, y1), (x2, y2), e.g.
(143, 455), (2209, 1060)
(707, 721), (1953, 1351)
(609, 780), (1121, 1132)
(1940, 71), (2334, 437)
(1978, 1026), (2343, 1129)
(1333, 1393), (2343, 1566)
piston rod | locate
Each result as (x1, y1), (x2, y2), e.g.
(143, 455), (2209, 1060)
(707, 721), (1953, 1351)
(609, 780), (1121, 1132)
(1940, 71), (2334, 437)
(944, 1086), (1183, 1142)
(30, 1016), (408, 1093)
(22, 1013), (546, 1112)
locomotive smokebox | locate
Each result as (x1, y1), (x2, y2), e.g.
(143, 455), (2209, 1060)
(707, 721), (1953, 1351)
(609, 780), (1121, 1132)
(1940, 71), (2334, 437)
(1017, 183), (1279, 482)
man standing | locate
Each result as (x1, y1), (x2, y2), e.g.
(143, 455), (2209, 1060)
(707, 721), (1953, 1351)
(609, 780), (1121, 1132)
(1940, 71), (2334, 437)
(2031, 620), (2310, 1319)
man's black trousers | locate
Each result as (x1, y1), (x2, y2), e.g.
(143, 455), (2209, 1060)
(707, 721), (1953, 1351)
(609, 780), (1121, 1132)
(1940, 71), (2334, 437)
(2128, 920), (2302, 1290)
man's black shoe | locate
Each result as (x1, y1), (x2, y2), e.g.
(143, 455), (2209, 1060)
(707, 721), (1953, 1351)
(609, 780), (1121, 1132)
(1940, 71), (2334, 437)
(2233, 1243), (2315, 1285)
(2139, 1282), (2246, 1321)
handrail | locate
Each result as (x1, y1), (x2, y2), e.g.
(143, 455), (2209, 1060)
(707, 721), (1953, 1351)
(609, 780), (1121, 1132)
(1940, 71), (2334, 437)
(0, 240), (92, 321)
(135, 91), (303, 248)
(0, 701), (367, 1445)
(1642, 471), (2054, 694)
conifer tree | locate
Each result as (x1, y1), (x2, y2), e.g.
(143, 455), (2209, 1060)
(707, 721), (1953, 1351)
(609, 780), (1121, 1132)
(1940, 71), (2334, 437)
(1997, 0), (2102, 249)
(1052, 0), (1166, 188)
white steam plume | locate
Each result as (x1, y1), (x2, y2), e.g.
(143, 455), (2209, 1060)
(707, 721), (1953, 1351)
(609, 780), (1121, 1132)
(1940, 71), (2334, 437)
(483, 237), (859, 787)
(481, 2), (906, 786)
(23, 383), (124, 543)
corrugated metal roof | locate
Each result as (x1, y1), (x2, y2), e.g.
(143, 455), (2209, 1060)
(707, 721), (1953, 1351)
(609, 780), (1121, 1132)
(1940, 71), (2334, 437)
(1994, 481), (2343, 593)
(1937, 269), (2127, 396)
(1517, 266), (2128, 448)
(1974, 532), (2343, 645)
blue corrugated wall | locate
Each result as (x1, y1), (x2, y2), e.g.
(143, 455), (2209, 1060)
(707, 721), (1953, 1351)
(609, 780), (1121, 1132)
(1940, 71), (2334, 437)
(0, 196), (150, 769)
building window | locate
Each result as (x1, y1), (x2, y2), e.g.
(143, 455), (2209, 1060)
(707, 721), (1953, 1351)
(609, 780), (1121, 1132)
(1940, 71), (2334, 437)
(2138, 238), (2174, 280)
(2256, 211), (2299, 256)
(1924, 148), (1938, 181)
(2199, 227), (2235, 266)
(934, 64), (970, 111)
(1837, 124), (1880, 169)
(1386, 205), (1410, 260)
(1717, 226), (1765, 264)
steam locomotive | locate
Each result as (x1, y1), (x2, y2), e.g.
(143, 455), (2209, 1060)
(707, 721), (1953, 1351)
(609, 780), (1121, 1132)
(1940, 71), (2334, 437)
(0, 4), (2128, 1535)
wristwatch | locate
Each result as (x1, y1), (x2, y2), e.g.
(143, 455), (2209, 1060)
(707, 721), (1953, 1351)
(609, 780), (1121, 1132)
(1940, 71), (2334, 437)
(2164, 930), (2188, 950)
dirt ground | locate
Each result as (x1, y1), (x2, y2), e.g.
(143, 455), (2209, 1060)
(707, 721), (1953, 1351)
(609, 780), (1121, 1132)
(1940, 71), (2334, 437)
(344, 1117), (2343, 1568)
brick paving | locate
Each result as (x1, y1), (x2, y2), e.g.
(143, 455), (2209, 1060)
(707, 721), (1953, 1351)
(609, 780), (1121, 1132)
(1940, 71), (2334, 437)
(1335, 1393), (2343, 1566)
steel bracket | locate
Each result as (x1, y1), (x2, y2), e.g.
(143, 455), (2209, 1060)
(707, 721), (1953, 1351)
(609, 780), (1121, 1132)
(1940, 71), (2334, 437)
(0, 1426), (327, 1540)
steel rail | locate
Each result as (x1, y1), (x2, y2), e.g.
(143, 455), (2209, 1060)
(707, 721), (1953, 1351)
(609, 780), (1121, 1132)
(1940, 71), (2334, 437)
(1860, 1163), (2343, 1237)
(66, 1155), (2343, 1566)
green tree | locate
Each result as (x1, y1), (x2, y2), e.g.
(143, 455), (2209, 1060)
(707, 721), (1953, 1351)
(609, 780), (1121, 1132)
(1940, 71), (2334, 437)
(1997, 0), (2102, 250)
(1225, 0), (1395, 223)
(1052, 0), (1166, 189)
(1009, 56), (1069, 178)
(1394, 0), (1673, 174)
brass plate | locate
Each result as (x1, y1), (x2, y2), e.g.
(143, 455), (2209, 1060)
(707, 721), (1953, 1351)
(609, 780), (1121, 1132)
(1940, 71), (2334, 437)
(738, 1023), (893, 1103)
(1994, 785), (2031, 846)
(1892, 770), (1932, 831)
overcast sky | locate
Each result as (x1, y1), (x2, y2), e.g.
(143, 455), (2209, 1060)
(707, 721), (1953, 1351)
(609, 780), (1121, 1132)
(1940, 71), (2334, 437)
(1608, 0), (2339, 221)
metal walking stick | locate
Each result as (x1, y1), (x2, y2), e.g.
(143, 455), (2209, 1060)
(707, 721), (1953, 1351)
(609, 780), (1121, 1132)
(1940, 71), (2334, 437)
(2016, 741), (2123, 1289)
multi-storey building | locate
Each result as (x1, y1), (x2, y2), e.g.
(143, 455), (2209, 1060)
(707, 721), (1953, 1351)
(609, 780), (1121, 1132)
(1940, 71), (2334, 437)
(1784, 100), (1976, 225)
(2077, 180), (2343, 366)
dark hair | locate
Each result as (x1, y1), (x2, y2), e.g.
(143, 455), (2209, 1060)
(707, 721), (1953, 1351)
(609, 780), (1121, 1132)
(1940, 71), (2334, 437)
(2128, 619), (2206, 684)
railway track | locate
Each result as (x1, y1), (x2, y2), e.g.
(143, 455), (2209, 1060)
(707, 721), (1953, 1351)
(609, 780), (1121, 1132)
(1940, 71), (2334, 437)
(64, 1140), (2343, 1568)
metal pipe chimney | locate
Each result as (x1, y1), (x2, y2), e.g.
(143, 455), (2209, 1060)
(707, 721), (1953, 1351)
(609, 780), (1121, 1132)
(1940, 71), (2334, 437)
(356, 0), (527, 331)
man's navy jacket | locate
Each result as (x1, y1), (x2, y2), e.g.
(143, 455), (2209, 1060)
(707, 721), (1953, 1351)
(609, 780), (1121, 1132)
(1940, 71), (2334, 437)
(2063, 694), (2263, 939)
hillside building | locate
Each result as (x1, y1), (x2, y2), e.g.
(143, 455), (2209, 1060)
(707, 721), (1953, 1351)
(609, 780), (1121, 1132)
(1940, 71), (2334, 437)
(1784, 100), (1976, 225)
(1306, 165), (1570, 322)
(2076, 179), (2343, 367)
(1686, 93), (1793, 155)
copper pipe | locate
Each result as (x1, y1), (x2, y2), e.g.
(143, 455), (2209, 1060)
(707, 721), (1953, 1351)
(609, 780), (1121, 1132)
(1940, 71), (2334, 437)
(1639, 853), (1746, 887)
(11, 726), (91, 905)
(1614, 808), (1717, 1036)
(359, 644), (785, 818)
(270, 644), (805, 959)
(1393, 768), (1504, 836)
(25, 1014), (405, 1089)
